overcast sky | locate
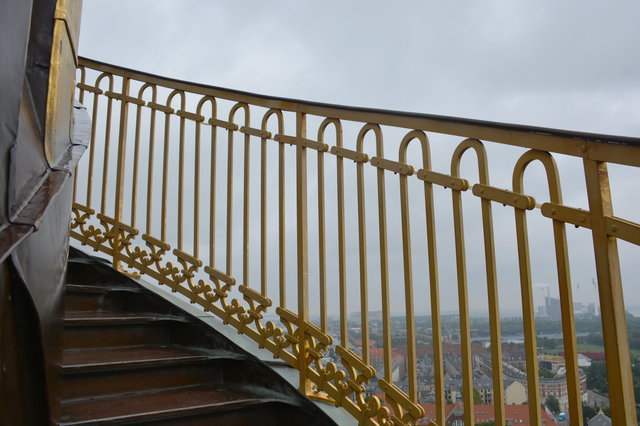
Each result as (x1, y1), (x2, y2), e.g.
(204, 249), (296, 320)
(77, 2), (640, 319)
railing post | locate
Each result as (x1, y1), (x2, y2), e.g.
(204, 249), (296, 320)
(583, 159), (638, 425)
(296, 112), (310, 394)
(113, 76), (130, 271)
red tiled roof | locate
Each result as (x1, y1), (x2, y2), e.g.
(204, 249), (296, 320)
(418, 403), (555, 425)
(354, 339), (377, 347)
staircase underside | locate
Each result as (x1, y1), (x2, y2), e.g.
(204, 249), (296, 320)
(57, 247), (338, 426)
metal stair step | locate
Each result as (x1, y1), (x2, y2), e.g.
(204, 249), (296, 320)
(61, 345), (212, 371)
(57, 384), (276, 425)
(63, 312), (187, 325)
(59, 346), (247, 400)
(63, 312), (191, 349)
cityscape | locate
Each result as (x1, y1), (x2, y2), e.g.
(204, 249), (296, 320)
(311, 294), (639, 425)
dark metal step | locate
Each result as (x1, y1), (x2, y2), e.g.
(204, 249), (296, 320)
(63, 312), (191, 349)
(59, 346), (246, 399)
(57, 384), (276, 425)
(59, 247), (339, 426)
(65, 281), (189, 316)
(65, 284), (141, 312)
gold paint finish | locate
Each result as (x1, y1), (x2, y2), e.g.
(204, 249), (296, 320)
(71, 59), (640, 426)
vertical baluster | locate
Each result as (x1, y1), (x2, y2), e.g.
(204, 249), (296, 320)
(194, 98), (216, 262)
(355, 125), (373, 365)
(396, 131), (424, 404)
(85, 79), (102, 208)
(324, 119), (347, 348)
(583, 158), (637, 425)
(112, 76), (131, 270)
(145, 88), (157, 236)
(242, 116), (251, 286)
(547, 169), (583, 426)
(296, 112), (310, 393)
(194, 108), (202, 258)
(413, 133), (445, 425)
(429, 194), (444, 426)
(206, 105), (219, 268)
(160, 98), (173, 242)
(452, 140), (505, 425)
(278, 122), (287, 307)
(261, 110), (284, 296)
(130, 86), (147, 229)
(512, 156), (542, 425)
(317, 141), (327, 333)
(376, 140), (392, 384)
(260, 123), (267, 295)
(226, 103), (248, 276)
(398, 172), (417, 402)
(177, 95), (186, 250)
(100, 77), (115, 215)
(450, 153), (474, 425)
(225, 116), (234, 275)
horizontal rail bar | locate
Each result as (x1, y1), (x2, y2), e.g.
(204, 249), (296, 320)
(240, 126), (271, 139)
(606, 216), (640, 245)
(77, 83), (103, 94)
(329, 146), (368, 163)
(208, 118), (238, 130)
(472, 183), (536, 210)
(541, 203), (592, 228)
(416, 169), (468, 190)
(146, 102), (174, 114)
(176, 109), (205, 122)
(78, 57), (640, 167)
(370, 157), (414, 175)
(104, 91), (145, 106)
(274, 134), (328, 152)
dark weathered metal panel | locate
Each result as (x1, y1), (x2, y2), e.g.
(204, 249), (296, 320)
(0, 0), (34, 225)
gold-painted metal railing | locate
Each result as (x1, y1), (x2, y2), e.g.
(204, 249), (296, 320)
(71, 57), (640, 426)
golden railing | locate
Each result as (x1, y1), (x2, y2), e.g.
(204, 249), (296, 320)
(70, 57), (639, 426)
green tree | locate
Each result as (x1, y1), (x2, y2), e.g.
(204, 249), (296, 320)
(582, 404), (597, 424)
(545, 395), (560, 414)
(539, 368), (555, 379)
(473, 388), (483, 404)
(585, 361), (608, 394)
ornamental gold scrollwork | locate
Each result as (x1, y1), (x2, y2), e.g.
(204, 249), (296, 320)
(170, 249), (210, 303)
(96, 213), (138, 256)
(275, 307), (302, 358)
(70, 207), (422, 426)
(70, 203), (105, 249)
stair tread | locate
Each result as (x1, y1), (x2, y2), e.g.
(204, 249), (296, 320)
(66, 284), (139, 293)
(61, 346), (210, 370)
(64, 312), (186, 324)
(58, 385), (265, 425)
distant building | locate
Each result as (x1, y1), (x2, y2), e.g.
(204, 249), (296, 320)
(475, 374), (494, 405)
(419, 403), (556, 425)
(504, 380), (528, 405)
(587, 390), (610, 409)
(577, 353), (592, 368)
(546, 296), (562, 320)
(587, 409), (612, 426)
(539, 354), (565, 373)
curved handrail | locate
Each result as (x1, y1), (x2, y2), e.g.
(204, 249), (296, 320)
(71, 57), (640, 426)
(78, 57), (640, 167)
